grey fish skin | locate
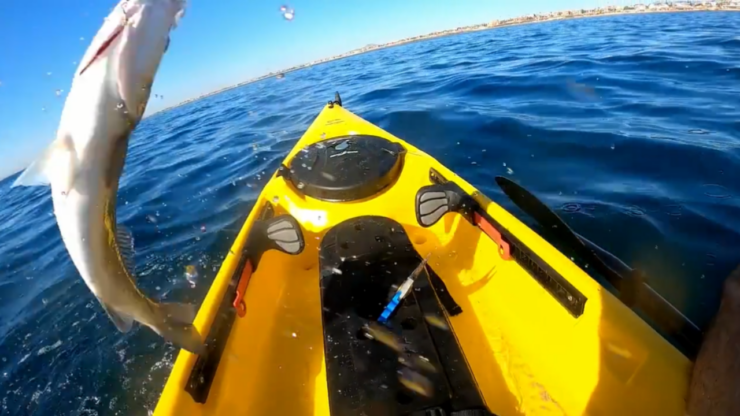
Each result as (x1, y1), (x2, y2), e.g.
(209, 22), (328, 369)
(12, 0), (204, 355)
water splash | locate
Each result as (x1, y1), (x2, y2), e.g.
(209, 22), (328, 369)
(184, 265), (198, 287)
(280, 5), (295, 21)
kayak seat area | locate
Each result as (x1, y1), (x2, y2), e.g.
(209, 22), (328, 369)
(280, 135), (406, 202)
(319, 215), (492, 416)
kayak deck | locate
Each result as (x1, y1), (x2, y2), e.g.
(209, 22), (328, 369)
(154, 99), (691, 416)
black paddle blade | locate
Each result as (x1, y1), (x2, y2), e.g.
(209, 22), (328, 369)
(494, 176), (703, 356)
(494, 176), (625, 287)
(495, 176), (590, 252)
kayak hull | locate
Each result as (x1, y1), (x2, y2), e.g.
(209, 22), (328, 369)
(154, 100), (691, 416)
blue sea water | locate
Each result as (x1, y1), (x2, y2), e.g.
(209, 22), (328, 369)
(1, 11), (739, 415)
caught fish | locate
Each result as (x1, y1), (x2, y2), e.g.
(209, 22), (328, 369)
(11, 0), (203, 354)
(399, 354), (437, 374)
(185, 265), (198, 287)
(423, 313), (449, 331)
(398, 367), (433, 397)
(363, 322), (403, 352)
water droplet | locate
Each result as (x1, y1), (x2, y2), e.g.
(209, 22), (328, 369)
(665, 204), (683, 217)
(688, 129), (709, 135)
(625, 206), (645, 217)
(561, 203), (581, 213)
(702, 184), (732, 199)
(506, 167), (514, 175)
(502, 162), (507, 167)
(610, 144), (615, 150)
(46, 71), (52, 76)
(280, 5), (295, 21)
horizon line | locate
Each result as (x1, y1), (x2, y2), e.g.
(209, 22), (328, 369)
(145, 2), (739, 118)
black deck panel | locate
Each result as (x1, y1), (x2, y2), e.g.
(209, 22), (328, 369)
(319, 216), (488, 416)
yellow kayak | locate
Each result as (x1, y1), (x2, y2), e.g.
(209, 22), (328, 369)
(154, 94), (700, 416)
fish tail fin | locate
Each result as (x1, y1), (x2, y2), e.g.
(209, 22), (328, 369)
(149, 301), (205, 355)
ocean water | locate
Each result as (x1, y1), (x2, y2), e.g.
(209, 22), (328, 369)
(1, 11), (739, 415)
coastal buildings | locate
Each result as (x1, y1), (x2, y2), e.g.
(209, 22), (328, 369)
(156, 2), (739, 114)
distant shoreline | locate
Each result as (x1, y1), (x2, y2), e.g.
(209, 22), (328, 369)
(147, 7), (738, 118)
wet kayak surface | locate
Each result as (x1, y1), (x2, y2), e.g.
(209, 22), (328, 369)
(1, 11), (739, 416)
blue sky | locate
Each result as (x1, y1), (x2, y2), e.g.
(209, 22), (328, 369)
(0, 0), (632, 179)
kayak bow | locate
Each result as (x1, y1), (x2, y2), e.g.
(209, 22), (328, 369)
(154, 93), (693, 416)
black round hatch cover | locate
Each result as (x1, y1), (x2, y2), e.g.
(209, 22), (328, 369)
(284, 135), (406, 202)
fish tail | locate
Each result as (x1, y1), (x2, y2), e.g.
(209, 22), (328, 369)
(149, 301), (206, 355)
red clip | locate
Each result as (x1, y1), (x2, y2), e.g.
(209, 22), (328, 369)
(233, 260), (253, 318)
(474, 212), (511, 260)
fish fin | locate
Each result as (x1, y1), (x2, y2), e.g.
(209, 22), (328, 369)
(116, 225), (136, 275)
(150, 302), (205, 354)
(12, 135), (78, 194)
(100, 301), (134, 333)
(173, 7), (186, 29)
